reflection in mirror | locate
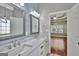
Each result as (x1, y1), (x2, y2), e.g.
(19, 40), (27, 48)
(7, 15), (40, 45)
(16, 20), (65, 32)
(0, 3), (25, 41)
(30, 14), (40, 34)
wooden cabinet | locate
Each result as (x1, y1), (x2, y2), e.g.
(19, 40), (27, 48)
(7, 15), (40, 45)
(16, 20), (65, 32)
(51, 35), (67, 56)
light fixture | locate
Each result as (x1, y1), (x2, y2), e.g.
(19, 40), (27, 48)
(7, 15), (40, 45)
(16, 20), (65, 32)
(30, 10), (40, 17)
(0, 18), (7, 23)
(20, 3), (24, 6)
(3, 6), (7, 23)
(53, 16), (57, 20)
(4, 16), (7, 23)
(0, 6), (7, 23)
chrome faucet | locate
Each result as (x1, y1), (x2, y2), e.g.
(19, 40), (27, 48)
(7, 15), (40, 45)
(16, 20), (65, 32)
(12, 40), (17, 47)
(12, 40), (21, 47)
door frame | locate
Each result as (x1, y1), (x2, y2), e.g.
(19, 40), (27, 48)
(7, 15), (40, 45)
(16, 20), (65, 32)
(48, 10), (68, 56)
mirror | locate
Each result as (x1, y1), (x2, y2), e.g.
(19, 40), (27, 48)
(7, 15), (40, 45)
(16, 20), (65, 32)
(30, 14), (40, 34)
(0, 3), (25, 41)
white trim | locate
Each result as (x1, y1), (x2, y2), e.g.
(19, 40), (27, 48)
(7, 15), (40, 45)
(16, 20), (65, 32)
(48, 12), (51, 54)
(49, 10), (69, 16)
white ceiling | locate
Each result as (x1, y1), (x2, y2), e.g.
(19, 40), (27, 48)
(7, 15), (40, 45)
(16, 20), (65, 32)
(39, 3), (76, 13)
(24, 3), (76, 13)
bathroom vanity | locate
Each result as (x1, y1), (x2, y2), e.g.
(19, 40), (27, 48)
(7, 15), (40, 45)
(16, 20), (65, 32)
(0, 36), (49, 56)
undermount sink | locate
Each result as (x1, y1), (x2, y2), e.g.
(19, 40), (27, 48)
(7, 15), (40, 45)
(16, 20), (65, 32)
(0, 48), (10, 53)
(18, 44), (32, 56)
(0, 45), (22, 56)
(23, 44), (32, 47)
(0, 48), (10, 56)
(0, 39), (35, 56)
(0, 44), (13, 53)
(23, 39), (38, 46)
(0, 43), (32, 56)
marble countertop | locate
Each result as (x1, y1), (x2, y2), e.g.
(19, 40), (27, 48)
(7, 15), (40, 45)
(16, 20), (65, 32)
(0, 37), (46, 56)
(0, 35), (46, 56)
(18, 38), (46, 56)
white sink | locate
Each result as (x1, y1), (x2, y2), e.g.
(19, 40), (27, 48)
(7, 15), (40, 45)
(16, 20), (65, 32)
(0, 39), (37, 56)
(18, 44), (32, 56)
(0, 43), (32, 56)
(24, 39), (38, 46)
(0, 44), (14, 56)
(8, 44), (32, 56)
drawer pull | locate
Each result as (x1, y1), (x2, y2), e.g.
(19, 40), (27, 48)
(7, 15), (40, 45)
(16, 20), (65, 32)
(18, 54), (21, 56)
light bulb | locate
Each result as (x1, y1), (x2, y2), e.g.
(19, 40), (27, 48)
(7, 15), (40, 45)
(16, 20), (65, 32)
(20, 3), (24, 6)
(4, 16), (6, 19)
(53, 17), (57, 20)
(30, 11), (40, 17)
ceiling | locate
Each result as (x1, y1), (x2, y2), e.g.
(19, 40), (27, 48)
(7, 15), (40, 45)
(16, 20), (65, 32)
(24, 3), (76, 14)
(39, 3), (76, 13)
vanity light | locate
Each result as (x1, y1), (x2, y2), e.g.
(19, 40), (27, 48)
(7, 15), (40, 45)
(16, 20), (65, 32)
(0, 7), (7, 23)
(4, 16), (7, 23)
(30, 11), (40, 17)
(53, 17), (57, 20)
(20, 3), (24, 6)
(0, 18), (7, 23)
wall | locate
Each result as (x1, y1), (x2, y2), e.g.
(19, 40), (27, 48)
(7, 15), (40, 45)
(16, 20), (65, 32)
(67, 4), (79, 56)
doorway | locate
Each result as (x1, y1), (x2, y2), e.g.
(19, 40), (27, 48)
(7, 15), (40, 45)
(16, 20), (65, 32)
(50, 13), (67, 56)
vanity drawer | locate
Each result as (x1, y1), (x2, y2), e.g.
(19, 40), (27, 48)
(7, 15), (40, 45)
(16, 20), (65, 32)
(29, 47), (40, 56)
(39, 40), (49, 56)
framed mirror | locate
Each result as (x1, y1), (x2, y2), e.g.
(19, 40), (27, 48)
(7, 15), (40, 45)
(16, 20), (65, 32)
(0, 3), (25, 41)
(30, 14), (40, 34)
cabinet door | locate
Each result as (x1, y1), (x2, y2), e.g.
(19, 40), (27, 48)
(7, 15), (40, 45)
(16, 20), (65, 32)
(39, 40), (49, 56)
(51, 37), (67, 56)
(29, 48), (40, 56)
(43, 41), (49, 56)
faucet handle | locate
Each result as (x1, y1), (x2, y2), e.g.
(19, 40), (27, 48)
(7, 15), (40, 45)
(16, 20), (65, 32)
(12, 40), (17, 47)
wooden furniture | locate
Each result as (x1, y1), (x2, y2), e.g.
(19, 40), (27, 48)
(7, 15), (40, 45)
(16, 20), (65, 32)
(51, 35), (67, 56)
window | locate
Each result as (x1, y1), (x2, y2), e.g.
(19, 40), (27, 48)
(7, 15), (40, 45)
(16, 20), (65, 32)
(0, 18), (10, 35)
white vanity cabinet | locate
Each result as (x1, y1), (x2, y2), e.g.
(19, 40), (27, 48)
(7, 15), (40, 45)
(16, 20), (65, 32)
(29, 47), (40, 56)
(0, 37), (49, 56)
(39, 40), (49, 56)
(28, 40), (49, 56)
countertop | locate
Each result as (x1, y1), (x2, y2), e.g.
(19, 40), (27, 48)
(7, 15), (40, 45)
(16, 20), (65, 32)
(0, 35), (46, 56)
(18, 37), (46, 56)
